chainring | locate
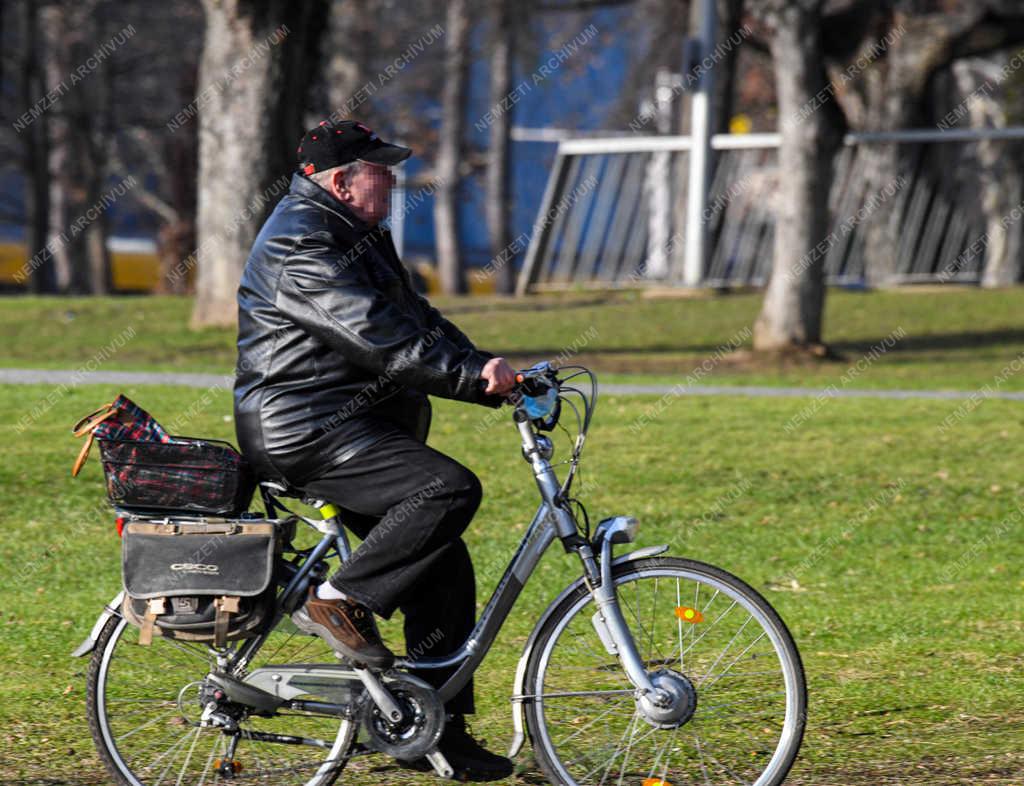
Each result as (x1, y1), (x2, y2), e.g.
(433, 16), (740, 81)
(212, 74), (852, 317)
(360, 674), (445, 761)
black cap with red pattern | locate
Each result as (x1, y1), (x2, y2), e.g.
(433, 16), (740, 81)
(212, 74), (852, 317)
(296, 119), (412, 175)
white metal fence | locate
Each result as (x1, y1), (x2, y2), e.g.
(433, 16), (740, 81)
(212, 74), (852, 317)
(516, 127), (1024, 293)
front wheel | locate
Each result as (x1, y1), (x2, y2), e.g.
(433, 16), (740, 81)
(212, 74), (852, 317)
(524, 557), (806, 786)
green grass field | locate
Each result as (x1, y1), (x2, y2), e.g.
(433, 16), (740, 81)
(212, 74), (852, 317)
(3, 288), (1024, 391)
(1, 289), (1023, 784)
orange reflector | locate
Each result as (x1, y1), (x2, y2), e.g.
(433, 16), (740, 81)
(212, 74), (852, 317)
(515, 373), (524, 382)
(643, 779), (672, 786)
(674, 606), (704, 624)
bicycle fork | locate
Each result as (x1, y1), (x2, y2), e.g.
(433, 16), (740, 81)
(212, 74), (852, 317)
(587, 535), (670, 704)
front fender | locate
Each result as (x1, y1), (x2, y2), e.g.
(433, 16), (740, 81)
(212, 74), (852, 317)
(71, 590), (125, 658)
(506, 545), (668, 758)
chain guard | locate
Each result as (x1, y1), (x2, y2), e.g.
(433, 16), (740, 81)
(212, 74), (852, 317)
(360, 674), (445, 761)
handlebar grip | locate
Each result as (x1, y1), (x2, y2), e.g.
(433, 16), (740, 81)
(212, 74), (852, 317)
(516, 376), (553, 397)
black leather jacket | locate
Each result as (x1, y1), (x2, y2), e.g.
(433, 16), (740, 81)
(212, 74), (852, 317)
(234, 173), (498, 483)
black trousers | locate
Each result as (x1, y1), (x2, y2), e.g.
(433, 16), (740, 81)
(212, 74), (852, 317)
(289, 430), (481, 714)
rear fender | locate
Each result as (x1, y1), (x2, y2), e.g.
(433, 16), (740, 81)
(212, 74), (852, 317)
(71, 590), (125, 658)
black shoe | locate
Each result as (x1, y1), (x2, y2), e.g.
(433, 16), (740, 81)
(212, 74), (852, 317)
(399, 715), (514, 782)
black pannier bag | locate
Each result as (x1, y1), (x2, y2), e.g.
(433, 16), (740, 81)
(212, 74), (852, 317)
(121, 519), (280, 647)
(100, 437), (256, 515)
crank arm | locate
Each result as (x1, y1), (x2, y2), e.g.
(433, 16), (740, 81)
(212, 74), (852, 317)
(425, 748), (455, 779)
(353, 666), (404, 723)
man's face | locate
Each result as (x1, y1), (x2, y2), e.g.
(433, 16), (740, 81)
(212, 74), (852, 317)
(343, 162), (396, 226)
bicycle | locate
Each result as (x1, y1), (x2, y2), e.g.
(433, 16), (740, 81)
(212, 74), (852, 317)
(75, 361), (807, 785)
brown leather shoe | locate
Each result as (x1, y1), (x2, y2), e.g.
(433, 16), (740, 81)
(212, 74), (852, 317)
(291, 586), (395, 669)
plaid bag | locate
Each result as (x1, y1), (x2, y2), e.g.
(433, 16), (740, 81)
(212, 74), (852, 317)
(72, 395), (256, 515)
(99, 437), (255, 514)
(72, 394), (171, 476)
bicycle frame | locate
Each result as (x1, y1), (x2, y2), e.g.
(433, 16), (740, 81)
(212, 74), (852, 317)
(232, 408), (660, 705)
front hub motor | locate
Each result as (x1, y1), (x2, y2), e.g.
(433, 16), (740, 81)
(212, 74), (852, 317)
(636, 669), (698, 730)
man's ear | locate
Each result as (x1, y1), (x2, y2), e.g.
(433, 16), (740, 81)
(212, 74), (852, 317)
(332, 169), (350, 201)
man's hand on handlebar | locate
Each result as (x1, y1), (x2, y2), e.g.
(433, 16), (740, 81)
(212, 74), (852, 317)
(480, 357), (516, 395)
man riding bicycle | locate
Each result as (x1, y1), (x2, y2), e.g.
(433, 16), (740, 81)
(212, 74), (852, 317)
(233, 119), (516, 780)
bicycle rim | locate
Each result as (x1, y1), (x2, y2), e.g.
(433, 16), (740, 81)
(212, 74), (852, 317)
(87, 616), (357, 786)
(526, 557), (806, 786)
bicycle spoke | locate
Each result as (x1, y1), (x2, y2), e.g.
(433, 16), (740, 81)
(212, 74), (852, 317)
(698, 623), (759, 688)
(116, 708), (179, 742)
(140, 726), (195, 776)
(555, 702), (626, 748)
(174, 724), (203, 786)
(694, 733), (713, 785)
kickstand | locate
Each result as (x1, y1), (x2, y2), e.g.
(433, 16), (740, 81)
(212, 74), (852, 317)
(425, 748), (455, 779)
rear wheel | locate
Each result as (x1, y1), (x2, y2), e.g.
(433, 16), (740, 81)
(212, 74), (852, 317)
(524, 557), (806, 786)
(86, 615), (357, 785)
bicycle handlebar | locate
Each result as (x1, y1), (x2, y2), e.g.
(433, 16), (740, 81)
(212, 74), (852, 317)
(477, 361), (558, 400)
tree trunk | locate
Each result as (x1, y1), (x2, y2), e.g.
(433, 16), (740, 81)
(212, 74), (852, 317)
(954, 59), (1024, 287)
(434, 0), (470, 295)
(324, 0), (371, 118)
(158, 66), (200, 294)
(752, 0), (844, 351)
(191, 0), (325, 328)
(39, 5), (76, 293)
(17, 0), (56, 293)
(486, 0), (515, 295)
(40, 1), (114, 294)
(713, 0), (744, 135)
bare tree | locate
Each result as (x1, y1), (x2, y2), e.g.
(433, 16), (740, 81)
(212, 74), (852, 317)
(322, 0), (373, 119)
(36, 0), (117, 294)
(190, 0), (326, 328)
(434, 0), (470, 295)
(485, 0), (517, 295)
(15, 0), (56, 293)
(824, 0), (1024, 284)
(750, 0), (845, 352)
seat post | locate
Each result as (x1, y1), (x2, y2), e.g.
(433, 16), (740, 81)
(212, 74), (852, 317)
(316, 501), (353, 562)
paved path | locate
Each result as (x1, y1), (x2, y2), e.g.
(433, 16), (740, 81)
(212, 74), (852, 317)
(3, 367), (1023, 401)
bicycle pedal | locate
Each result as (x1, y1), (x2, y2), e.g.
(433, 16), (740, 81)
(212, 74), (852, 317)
(214, 758), (243, 776)
(425, 748), (455, 779)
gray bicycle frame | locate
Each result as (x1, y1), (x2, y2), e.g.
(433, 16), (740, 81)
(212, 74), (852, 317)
(234, 408), (660, 703)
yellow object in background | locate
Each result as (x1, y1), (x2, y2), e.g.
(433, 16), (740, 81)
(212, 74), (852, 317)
(729, 113), (753, 134)
(415, 261), (496, 295)
(0, 241), (28, 283)
(0, 237), (161, 291)
(1, 236), (494, 296)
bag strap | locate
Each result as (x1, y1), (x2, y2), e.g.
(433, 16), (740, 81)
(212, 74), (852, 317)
(139, 597), (167, 646)
(72, 403), (119, 437)
(71, 404), (119, 477)
(213, 596), (240, 648)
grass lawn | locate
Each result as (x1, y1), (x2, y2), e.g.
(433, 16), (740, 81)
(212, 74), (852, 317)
(3, 288), (1024, 391)
(1, 381), (1021, 784)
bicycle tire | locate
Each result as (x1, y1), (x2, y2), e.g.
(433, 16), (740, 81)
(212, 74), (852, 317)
(86, 615), (356, 786)
(524, 557), (807, 786)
